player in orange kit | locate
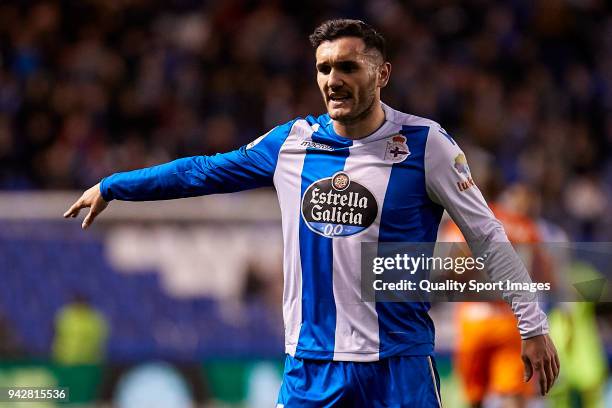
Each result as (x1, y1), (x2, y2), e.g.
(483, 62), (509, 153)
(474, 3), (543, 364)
(441, 184), (552, 408)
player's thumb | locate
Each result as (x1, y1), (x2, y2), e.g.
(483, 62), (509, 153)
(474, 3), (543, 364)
(522, 356), (533, 382)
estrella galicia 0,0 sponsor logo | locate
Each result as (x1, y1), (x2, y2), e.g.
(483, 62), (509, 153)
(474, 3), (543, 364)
(301, 172), (378, 237)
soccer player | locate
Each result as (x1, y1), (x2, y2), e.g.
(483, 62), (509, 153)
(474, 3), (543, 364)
(65, 19), (559, 407)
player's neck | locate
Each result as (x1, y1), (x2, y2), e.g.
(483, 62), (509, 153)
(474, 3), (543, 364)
(332, 101), (386, 140)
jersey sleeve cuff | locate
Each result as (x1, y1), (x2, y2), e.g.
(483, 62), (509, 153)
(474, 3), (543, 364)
(515, 301), (550, 339)
(520, 322), (550, 339)
(99, 177), (114, 202)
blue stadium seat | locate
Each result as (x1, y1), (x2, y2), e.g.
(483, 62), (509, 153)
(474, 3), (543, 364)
(1, 221), (283, 360)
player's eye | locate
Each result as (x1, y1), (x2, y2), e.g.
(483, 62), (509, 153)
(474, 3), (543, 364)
(316, 64), (331, 74)
(338, 62), (358, 73)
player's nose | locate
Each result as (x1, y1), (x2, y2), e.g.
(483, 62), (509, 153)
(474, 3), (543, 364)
(328, 68), (344, 88)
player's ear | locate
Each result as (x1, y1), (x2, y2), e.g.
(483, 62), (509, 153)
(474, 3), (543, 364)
(378, 62), (391, 88)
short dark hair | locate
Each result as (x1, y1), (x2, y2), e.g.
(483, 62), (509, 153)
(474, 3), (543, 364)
(309, 19), (387, 60)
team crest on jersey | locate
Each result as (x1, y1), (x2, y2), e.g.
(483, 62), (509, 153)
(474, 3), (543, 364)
(301, 172), (378, 238)
(384, 135), (410, 163)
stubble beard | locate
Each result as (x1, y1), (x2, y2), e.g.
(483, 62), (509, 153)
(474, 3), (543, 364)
(329, 86), (378, 127)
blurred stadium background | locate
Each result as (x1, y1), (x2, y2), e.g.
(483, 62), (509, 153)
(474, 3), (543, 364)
(0, 0), (611, 407)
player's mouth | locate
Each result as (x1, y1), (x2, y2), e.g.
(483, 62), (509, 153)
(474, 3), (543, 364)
(329, 93), (352, 107)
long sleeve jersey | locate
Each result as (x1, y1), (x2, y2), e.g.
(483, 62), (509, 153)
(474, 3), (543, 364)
(101, 103), (549, 361)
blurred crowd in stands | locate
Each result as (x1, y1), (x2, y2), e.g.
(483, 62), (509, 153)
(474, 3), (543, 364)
(1, 3), (611, 405)
(0, 0), (610, 239)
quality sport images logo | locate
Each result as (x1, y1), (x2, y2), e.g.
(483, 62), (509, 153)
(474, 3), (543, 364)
(301, 172), (378, 238)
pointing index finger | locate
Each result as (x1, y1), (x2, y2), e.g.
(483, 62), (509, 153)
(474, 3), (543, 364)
(63, 201), (81, 218)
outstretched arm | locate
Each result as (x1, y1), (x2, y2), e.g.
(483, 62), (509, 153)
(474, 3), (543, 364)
(64, 120), (295, 228)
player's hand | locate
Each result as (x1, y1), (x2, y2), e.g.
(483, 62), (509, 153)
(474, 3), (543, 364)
(521, 333), (560, 396)
(63, 183), (108, 229)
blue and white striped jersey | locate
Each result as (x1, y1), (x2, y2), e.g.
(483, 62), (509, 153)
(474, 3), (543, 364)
(101, 103), (548, 361)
